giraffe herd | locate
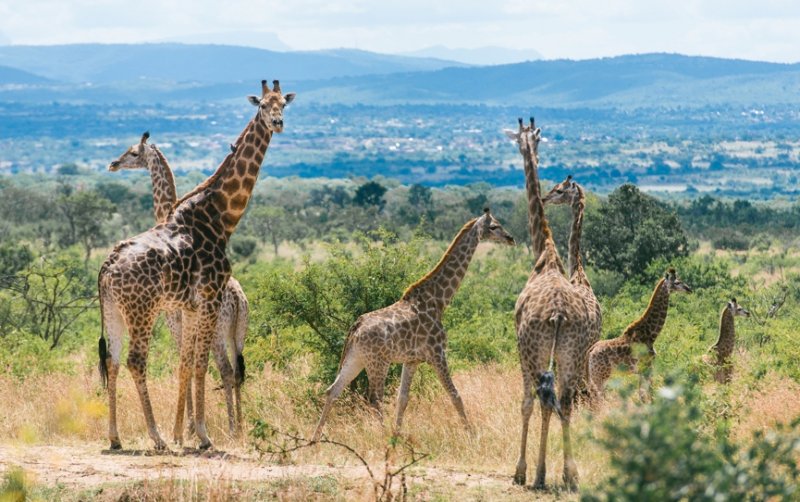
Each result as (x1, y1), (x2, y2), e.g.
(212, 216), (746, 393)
(96, 83), (749, 490)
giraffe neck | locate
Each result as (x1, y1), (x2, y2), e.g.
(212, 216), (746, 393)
(716, 308), (735, 351)
(173, 112), (272, 240)
(624, 279), (671, 345)
(402, 218), (481, 314)
(568, 188), (589, 285)
(145, 146), (177, 224)
(521, 140), (563, 273)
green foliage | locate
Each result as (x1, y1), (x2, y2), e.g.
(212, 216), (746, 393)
(584, 376), (800, 501)
(353, 181), (387, 210)
(254, 228), (430, 387)
(0, 466), (29, 502)
(230, 235), (257, 259)
(585, 184), (689, 279)
(0, 243), (34, 276)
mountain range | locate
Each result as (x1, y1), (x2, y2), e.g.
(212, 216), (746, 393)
(0, 44), (798, 108)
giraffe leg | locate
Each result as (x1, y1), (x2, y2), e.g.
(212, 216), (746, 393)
(533, 396), (553, 490)
(126, 320), (167, 451)
(366, 361), (390, 419)
(557, 373), (579, 491)
(192, 310), (218, 450)
(103, 302), (125, 450)
(312, 353), (364, 442)
(514, 370), (535, 485)
(212, 333), (237, 436)
(165, 309), (195, 437)
(173, 309), (197, 446)
(430, 352), (469, 430)
(394, 362), (419, 432)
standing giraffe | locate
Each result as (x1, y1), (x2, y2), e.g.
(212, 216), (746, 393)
(505, 118), (598, 490)
(542, 176), (602, 393)
(108, 132), (249, 435)
(708, 298), (749, 384)
(98, 80), (294, 450)
(312, 209), (515, 442)
(588, 268), (692, 403)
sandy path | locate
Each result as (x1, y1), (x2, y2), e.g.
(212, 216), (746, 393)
(0, 443), (517, 495)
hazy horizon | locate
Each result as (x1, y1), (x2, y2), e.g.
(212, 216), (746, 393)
(0, 0), (798, 64)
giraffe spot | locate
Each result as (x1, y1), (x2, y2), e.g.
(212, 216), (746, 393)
(235, 160), (247, 177)
(241, 177), (255, 192)
(242, 145), (255, 157)
(248, 163), (260, 176)
(222, 213), (238, 228)
(222, 179), (240, 193)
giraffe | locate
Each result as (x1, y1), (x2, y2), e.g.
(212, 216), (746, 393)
(505, 118), (599, 490)
(708, 298), (750, 384)
(98, 80), (294, 450)
(311, 208), (515, 442)
(542, 176), (602, 395)
(587, 268), (692, 403)
(108, 132), (249, 435)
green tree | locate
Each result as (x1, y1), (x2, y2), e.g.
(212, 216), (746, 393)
(56, 189), (116, 267)
(584, 184), (688, 279)
(353, 181), (387, 211)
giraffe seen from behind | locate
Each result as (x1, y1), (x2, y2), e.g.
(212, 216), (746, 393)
(98, 80), (294, 450)
(588, 268), (692, 404)
(506, 119), (598, 490)
(312, 209), (515, 442)
(708, 298), (750, 384)
(108, 132), (249, 435)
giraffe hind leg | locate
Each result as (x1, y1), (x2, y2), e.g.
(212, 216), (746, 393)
(312, 353), (364, 442)
(103, 301), (125, 450)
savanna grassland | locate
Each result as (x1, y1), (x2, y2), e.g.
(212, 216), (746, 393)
(2, 163), (800, 501)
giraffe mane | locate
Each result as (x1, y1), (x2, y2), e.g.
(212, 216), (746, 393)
(402, 217), (479, 299)
(173, 118), (254, 209)
(623, 277), (667, 336)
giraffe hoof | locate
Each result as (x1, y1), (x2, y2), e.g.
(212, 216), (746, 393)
(109, 440), (122, 450)
(513, 474), (526, 486)
(198, 439), (212, 451)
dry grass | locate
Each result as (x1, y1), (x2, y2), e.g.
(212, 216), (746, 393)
(1, 355), (798, 500)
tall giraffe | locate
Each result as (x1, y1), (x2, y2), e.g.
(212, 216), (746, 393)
(708, 298), (749, 384)
(108, 132), (249, 435)
(98, 80), (294, 450)
(542, 176), (602, 393)
(312, 209), (515, 441)
(505, 118), (597, 490)
(588, 268), (692, 403)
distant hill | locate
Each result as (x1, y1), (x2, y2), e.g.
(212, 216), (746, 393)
(0, 50), (798, 108)
(0, 65), (50, 84)
(0, 43), (466, 84)
(297, 53), (800, 107)
(402, 45), (542, 66)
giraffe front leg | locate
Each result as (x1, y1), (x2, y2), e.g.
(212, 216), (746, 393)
(534, 397), (553, 490)
(394, 362), (419, 432)
(212, 335), (237, 437)
(431, 352), (470, 431)
(193, 324), (216, 450)
(173, 309), (196, 446)
(558, 375), (579, 491)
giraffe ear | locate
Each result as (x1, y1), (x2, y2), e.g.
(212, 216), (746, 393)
(247, 95), (261, 106)
(284, 93), (296, 105)
(503, 129), (518, 140)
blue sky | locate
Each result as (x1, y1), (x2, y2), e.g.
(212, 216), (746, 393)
(0, 0), (798, 62)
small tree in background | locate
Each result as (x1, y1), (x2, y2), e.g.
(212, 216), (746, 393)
(353, 181), (387, 211)
(584, 184), (689, 280)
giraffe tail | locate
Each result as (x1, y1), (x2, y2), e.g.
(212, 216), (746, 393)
(97, 274), (109, 389)
(233, 292), (249, 389)
(536, 313), (565, 420)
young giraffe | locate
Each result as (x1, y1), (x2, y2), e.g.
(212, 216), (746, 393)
(108, 132), (249, 435)
(708, 298), (750, 384)
(588, 268), (692, 403)
(98, 80), (294, 450)
(312, 208), (515, 441)
(505, 119), (599, 490)
(542, 175), (602, 393)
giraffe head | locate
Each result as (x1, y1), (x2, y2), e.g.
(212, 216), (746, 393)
(477, 208), (515, 245)
(542, 175), (581, 206)
(665, 268), (692, 294)
(727, 297), (750, 317)
(108, 131), (151, 171)
(247, 79), (296, 133)
(503, 117), (542, 157)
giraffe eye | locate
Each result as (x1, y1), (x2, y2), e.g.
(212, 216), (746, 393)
(130, 152), (138, 157)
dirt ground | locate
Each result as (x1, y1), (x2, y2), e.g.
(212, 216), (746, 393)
(0, 442), (564, 501)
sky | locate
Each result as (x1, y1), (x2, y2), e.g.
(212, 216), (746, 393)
(0, 0), (798, 63)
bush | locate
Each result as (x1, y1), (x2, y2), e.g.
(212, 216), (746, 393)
(584, 376), (800, 501)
